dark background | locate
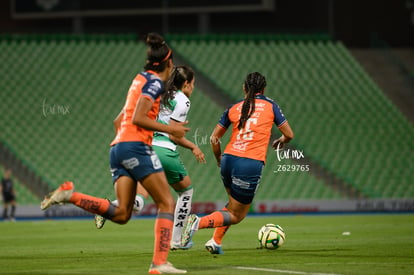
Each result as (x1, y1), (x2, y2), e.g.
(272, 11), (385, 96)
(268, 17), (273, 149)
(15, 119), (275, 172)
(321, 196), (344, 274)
(1, 0), (413, 47)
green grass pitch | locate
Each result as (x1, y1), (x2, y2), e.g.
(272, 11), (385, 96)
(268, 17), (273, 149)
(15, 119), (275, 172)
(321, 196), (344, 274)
(0, 214), (413, 274)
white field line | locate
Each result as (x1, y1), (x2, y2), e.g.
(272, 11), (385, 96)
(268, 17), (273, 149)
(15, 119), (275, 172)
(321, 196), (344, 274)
(304, 262), (414, 266)
(234, 266), (341, 275)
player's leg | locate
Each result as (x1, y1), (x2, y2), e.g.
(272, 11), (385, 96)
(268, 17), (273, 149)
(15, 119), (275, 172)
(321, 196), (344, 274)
(182, 155), (262, 248)
(170, 176), (193, 249)
(135, 182), (149, 212)
(182, 192), (251, 250)
(111, 176), (137, 223)
(3, 201), (9, 220)
(95, 182), (148, 229)
(41, 142), (138, 224)
(205, 203), (230, 255)
(110, 182), (148, 213)
(206, 226), (230, 254)
(107, 142), (142, 223)
(199, 195), (250, 228)
(141, 171), (185, 273)
(154, 145), (194, 250)
(194, 155), (260, 227)
(41, 176), (135, 223)
(210, 206), (231, 245)
(10, 200), (16, 221)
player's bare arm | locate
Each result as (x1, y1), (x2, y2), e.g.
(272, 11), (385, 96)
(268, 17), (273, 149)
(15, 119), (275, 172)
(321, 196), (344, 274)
(210, 125), (227, 166)
(168, 119), (206, 163)
(272, 121), (294, 150)
(113, 109), (123, 134)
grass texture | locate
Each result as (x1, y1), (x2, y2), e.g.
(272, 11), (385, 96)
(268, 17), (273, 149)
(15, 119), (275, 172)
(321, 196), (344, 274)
(0, 214), (413, 274)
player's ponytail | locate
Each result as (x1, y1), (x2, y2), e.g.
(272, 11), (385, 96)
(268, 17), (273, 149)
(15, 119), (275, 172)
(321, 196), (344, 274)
(144, 33), (173, 72)
(238, 72), (267, 130)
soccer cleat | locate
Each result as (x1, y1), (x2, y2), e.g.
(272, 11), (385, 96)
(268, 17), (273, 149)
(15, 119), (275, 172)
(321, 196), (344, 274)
(170, 241), (193, 251)
(148, 262), (187, 274)
(181, 214), (199, 248)
(94, 199), (111, 229)
(94, 214), (106, 229)
(40, 181), (74, 210)
(205, 238), (224, 254)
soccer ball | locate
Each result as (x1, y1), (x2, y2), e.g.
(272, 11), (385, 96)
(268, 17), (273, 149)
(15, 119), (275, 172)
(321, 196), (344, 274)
(258, 223), (286, 249)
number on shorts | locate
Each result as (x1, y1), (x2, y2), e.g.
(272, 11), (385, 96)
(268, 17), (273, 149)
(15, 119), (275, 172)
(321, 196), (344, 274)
(150, 154), (162, 169)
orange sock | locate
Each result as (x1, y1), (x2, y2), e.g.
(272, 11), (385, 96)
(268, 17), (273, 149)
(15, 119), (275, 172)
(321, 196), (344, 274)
(69, 192), (111, 216)
(199, 209), (231, 229)
(213, 226), (230, 245)
(212, 207), (230, 245)
(152, 212), (174, 266)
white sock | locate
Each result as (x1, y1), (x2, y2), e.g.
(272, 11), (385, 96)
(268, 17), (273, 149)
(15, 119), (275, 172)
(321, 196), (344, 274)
(111, 199), (118, 207)
(171, 188), (193, 247)
(111, 195), (145, 213)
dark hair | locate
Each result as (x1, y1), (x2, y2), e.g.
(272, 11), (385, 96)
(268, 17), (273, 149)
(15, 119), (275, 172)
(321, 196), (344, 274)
(144, 33), (173, 72)
(238, 72), (267, 130)
(162, 65), (194, 108)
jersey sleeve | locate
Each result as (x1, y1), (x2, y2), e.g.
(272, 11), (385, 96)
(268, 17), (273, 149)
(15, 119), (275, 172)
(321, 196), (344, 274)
(142, 78), (164, 101)
(218, 107), (231, 129)
(170, 95), (190, 122)
(272, 102), (287, 127)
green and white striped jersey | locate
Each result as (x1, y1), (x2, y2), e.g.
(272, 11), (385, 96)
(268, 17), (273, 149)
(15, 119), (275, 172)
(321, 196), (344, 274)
(152, 90), (190, 151)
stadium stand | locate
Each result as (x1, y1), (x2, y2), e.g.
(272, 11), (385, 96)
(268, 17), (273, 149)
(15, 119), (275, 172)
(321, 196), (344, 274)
(0, 35), (143, 201)
(1, 34), (412, 205)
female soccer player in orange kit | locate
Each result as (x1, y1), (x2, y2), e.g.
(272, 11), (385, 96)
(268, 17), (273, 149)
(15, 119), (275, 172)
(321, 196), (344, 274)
(41, 33), (188, 274)
(181, 72), (294, 255)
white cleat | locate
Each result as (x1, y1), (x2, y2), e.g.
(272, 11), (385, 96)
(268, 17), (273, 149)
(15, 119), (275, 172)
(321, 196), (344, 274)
(170, 241), (193, 251)
(40, 181), (74, 210)
(205, 238), (224, 254)
(148, 262), (187, 274)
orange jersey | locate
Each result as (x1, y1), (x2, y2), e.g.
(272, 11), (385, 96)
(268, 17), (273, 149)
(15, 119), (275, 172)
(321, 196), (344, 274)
(111, 71), (165, 146)
(219, 94), (287, 162)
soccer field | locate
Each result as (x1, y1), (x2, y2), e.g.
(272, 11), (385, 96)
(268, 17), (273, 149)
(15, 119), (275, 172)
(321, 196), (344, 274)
(0, 214), (413, 274)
